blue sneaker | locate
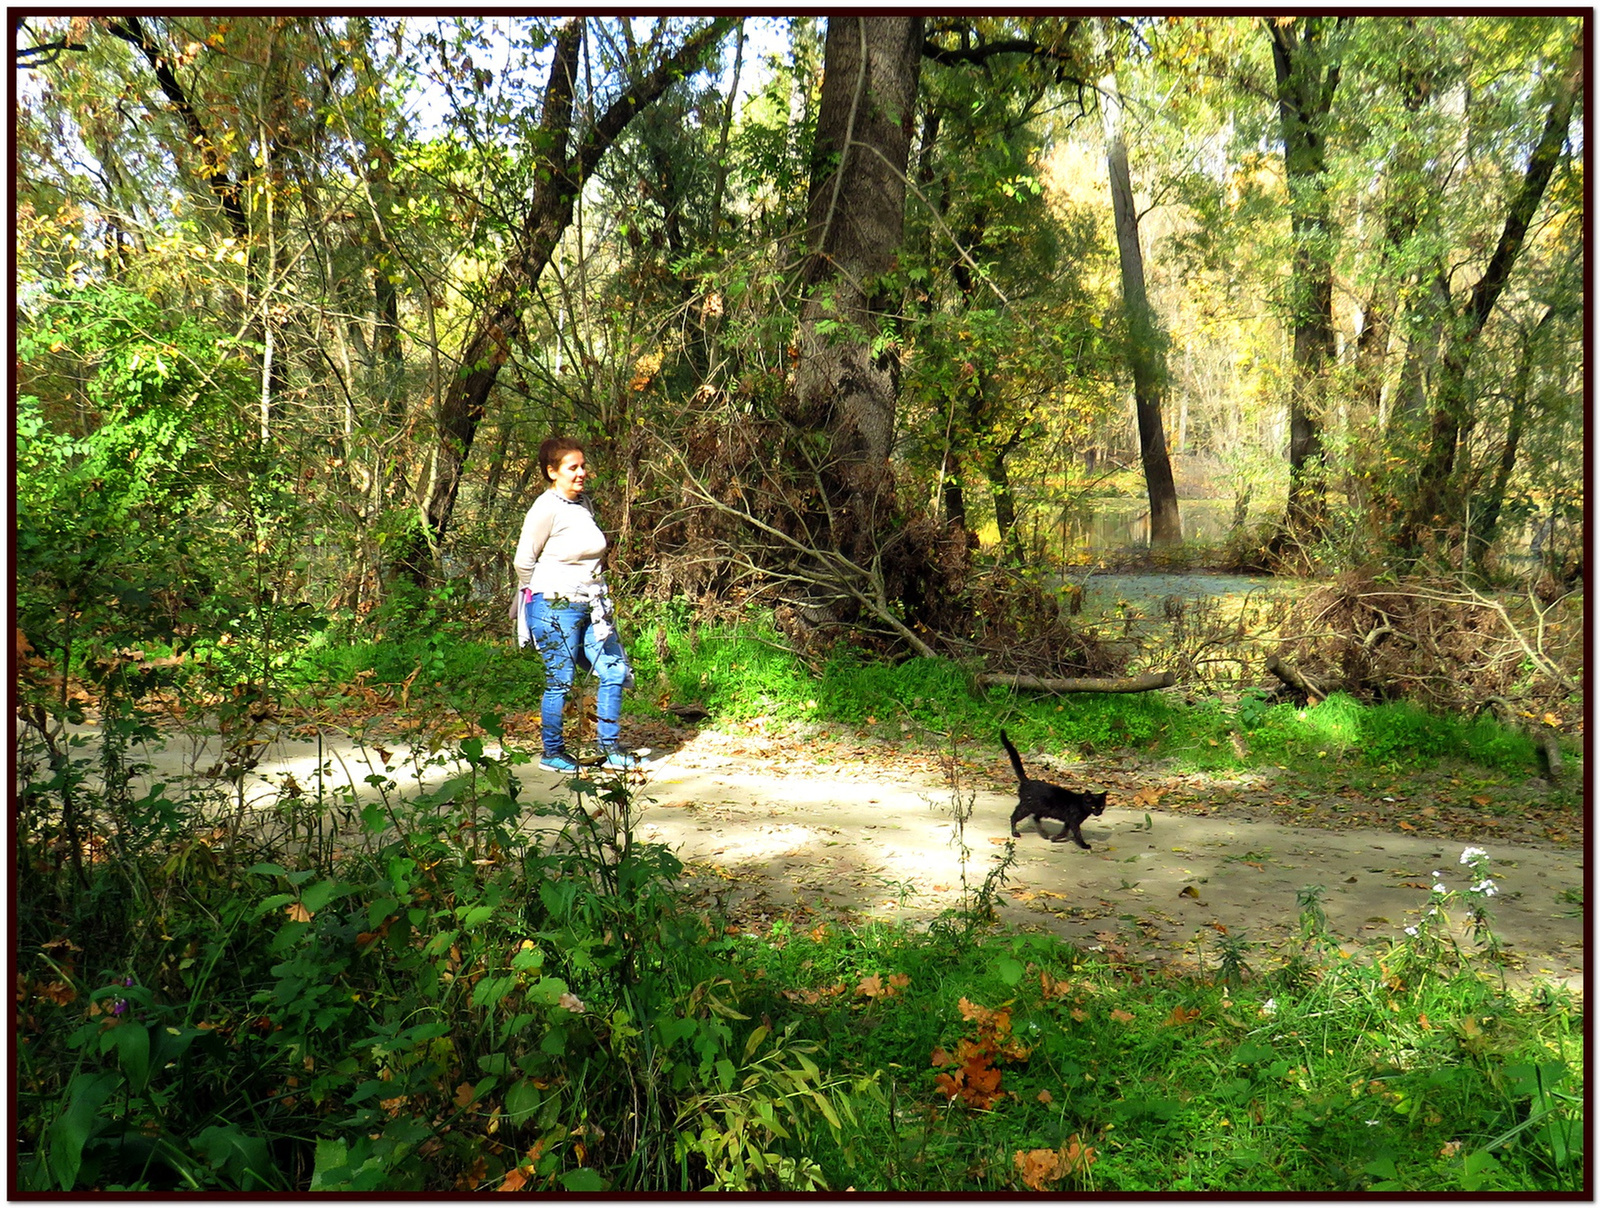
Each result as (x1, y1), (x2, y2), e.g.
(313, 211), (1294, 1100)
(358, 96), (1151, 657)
(601, 750), (640, 771)
(539, 752), (579, 773)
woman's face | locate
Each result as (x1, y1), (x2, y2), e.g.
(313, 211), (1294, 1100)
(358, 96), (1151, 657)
(548, 450), (587, 499)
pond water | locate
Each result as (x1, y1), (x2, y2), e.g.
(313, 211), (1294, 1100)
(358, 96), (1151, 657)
(1054, 496), (1245, 551)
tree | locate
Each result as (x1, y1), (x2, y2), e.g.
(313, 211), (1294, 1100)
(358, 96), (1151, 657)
(1395, 27), (1583, 559)
(1098, 23), (1181, 547)
(396, 16), (737, 585)
(1265, 15), (1350, 553)
(785, 16), (925, 574)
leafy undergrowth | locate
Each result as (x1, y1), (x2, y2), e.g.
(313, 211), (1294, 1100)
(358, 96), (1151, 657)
(719, 913), (1583, 1192)
(14, 723), (1584, 1194)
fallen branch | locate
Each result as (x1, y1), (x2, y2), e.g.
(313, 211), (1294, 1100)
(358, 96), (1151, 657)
(1264, 655), (1327, 702)
(977, 671), (1176, 694)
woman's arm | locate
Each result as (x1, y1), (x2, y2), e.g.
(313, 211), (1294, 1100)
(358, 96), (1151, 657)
(513, 495), (557, 583)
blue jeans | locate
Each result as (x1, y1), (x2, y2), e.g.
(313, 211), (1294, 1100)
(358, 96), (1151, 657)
(525, 593), (630, 756)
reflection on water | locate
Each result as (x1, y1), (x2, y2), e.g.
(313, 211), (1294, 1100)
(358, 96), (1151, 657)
(1053, 497), (1567, 564)
(1056, 497), (1244, 552)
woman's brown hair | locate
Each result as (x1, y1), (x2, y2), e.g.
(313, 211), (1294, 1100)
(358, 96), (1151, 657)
(539, 436), (585, 483)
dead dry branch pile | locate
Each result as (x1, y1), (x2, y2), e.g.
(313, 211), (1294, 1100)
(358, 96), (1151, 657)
(1275, 570), (1581, 716)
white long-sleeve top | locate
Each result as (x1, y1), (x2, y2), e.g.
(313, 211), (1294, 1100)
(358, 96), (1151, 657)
(513, 488), (608, 600)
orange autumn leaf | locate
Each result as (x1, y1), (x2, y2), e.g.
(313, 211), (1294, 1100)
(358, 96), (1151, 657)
(1164, 1005), (1202, 1027)
(1060, 1134), (1097, 1176)
(36, 980), (77, 1006)
(1015, 1146), (1064, 1190)
(454, 1081), (478, 1108)
(499, 1166), (529, 1193)
(958, 997), (1011, 1033)
(1110, 1009), (1136, 1025)
(888, 973), (911, 992)
(285, 901), (313, 923)
(1036, 1089), (1054, 1105)
(455, 1155), (488, 1191)
(857, 974), (885, 998)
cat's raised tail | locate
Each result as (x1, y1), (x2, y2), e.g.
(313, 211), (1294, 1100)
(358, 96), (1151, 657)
(999, 729), (1028, 783)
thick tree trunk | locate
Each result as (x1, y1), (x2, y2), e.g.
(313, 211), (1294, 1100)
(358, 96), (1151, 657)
(1266, 16), (1349, 550)
(789, 16), (924, 568)
(1099, 50), (1181, 547)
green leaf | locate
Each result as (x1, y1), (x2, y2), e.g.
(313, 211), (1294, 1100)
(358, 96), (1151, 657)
(309, 1137), (348, 1191)
(1461, 1149), (1502, 1192)
(47, 1071), (119, 1190)
(299, 878), (344, 914)
(504, 1078), (544, 1125)
(254, 893), (295, 917)
(111, 1022), (152, 1093)
(559, 1168), (608, 1192)
(742, 1024), (770, 1060)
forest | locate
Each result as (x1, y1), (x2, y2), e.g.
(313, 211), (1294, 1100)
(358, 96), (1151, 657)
(12, 14), (1586, 1193)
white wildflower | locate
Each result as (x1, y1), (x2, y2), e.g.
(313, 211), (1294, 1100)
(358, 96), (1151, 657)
(1460, 846), (1488, 865)
(1404, 926), (1418, 936)
(1260, 998), (1277, 1017)
(1470, 879), (1498, 897)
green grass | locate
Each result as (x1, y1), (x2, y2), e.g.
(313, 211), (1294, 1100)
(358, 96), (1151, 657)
(719, 921), (1582, 1192)
(273, 612), (1551, 783)
(15, 719), (1581, 1193)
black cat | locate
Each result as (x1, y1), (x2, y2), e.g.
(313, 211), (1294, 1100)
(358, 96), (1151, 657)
(1001, 730), (1107, 849)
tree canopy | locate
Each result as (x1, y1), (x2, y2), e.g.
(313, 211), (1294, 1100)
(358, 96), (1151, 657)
(15, 14), (1586, 656)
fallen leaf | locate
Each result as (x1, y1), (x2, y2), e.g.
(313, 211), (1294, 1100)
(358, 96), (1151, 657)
(1037, 1089), (1054, 1104)
(500, 1167), (528, 1193)
(1164, 1005), (1202, 1027)
(1110, 1008), (1136, 1025)
(1015, 1147), (1063, 1191)
(35, 980), (76, 1006)
(285, 901), (312, 923)
(1179, 886), (1200, 899)
(454, 1081), (478, 1108)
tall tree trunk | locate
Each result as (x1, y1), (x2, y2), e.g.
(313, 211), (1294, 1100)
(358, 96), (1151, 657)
(985, 424), (1025, 565)
(1468, 307), (1554, 574)
(1398, 32), (1582, 557)
(1266, 16), (1349, 551)
(788, 16), (924, 567)
(395, 17), (736, 586)
(1099, 44), (1181, 547)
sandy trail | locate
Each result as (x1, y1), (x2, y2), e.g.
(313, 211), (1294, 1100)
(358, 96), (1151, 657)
(109, 723), (1585, 992)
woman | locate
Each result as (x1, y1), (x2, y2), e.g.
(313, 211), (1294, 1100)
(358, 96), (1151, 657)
(512, 436), (636, 772)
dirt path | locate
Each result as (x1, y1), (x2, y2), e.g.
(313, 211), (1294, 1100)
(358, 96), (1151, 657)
(114, 721), (1586, 992)
(630, 732), (1585, 992)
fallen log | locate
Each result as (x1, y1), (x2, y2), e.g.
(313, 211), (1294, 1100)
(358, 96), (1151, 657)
(1264, 655), (1327, 702)
(976, 671), (1176, 694)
